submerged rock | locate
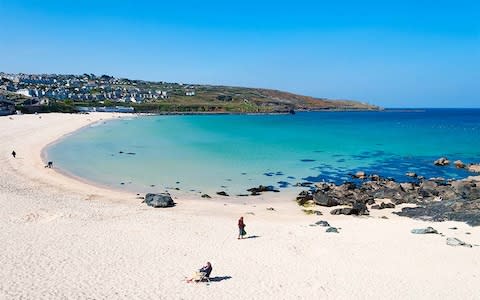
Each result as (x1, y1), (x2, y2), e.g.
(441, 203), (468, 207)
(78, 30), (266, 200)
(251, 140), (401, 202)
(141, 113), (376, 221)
(144, 193), (174, 208)
(247, 185), (279, 194)
(216, 191), (229, 196)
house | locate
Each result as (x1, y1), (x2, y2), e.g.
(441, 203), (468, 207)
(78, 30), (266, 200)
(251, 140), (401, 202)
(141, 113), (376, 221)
(15, 89), (32, 97)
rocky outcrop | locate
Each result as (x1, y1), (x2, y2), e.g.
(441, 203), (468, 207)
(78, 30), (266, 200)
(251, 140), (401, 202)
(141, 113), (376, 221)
(296, 171), (480, 225)
(144, 193), (174, 208)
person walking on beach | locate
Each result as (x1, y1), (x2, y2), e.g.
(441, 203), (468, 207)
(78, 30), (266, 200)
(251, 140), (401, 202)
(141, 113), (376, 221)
(11, 150), (16, 158)
(238, 216), (246, 239)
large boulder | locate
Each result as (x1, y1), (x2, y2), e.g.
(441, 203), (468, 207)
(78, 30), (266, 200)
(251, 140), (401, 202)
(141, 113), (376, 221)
(144, 193), (174, 208)
(454, 160), (466, 169)
(313, 191), (339, 207)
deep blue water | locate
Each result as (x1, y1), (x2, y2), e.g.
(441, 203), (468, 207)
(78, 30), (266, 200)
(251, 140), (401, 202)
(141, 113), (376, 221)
(47, 109), (480, 195)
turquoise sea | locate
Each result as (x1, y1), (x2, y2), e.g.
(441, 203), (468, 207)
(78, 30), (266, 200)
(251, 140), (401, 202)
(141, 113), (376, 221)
(47, 109), (480, 195)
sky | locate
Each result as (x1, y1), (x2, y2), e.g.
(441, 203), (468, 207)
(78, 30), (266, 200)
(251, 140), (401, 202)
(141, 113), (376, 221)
(0, 0), (478, 108)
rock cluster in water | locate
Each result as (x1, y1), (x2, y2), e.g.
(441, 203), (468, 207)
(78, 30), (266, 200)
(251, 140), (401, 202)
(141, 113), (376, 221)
(296, 171), (480, 226)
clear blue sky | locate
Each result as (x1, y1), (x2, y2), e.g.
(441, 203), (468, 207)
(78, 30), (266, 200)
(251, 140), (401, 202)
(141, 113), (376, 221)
(0, 0), (478, 107)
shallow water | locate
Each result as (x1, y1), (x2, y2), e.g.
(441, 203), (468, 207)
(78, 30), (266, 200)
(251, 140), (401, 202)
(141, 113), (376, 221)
(47, 109), (480, 195)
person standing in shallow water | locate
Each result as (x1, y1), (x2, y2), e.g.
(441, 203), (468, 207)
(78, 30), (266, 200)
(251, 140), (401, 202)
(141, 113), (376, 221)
(238, 216), (246, 239)
(11, 150), (16, 158)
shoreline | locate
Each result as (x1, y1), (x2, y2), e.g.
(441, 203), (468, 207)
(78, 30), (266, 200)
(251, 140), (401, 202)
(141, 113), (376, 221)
(1, 112), (479, 299)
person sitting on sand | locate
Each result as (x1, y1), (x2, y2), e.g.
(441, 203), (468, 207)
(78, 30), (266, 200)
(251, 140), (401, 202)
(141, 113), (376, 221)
(238, 216), (246, 239)
(11, 150), (16, 158)
(186, 262), (212, 283)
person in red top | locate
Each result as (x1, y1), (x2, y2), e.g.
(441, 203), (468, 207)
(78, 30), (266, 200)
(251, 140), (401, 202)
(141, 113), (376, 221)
(238, 216), (246, 239)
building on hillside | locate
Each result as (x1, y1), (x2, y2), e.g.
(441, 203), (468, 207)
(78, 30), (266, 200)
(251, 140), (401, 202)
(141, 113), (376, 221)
(15, 89), (32, 97)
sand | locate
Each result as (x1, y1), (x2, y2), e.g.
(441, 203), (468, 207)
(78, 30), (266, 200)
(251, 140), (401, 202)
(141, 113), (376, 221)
(0, 113), (479, 299)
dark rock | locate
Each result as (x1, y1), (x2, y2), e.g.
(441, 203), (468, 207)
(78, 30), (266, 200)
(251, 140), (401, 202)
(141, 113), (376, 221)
(454, 160), (466, 168)
(352, 201), (369, 215)
(295, 182), (313, 187)
(326, 227), (339, 233)
(313, 191), (339, 207)
(247, 185), (279, 194)
(372, 201), (396, 210)
(266, 207), (275, 211)
(296, 191), (313, 205)
(411, 227), (438, 234)
(201, 194), (211, 198)
(330, 203), (369, 216)
(315, 220), (330, 227)
(216, 191), (229, 196)
(144, 193), (175, 208)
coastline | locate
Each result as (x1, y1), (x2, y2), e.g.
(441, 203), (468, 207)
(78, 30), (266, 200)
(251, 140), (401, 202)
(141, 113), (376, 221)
(1, 113), (479, 299)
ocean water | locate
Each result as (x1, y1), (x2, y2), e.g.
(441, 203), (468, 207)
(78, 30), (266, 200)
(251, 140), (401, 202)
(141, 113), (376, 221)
(47, 109), (480, 195)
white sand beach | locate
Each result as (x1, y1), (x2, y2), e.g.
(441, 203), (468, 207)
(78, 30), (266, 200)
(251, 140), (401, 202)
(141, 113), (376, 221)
(0, 113), (479, 299)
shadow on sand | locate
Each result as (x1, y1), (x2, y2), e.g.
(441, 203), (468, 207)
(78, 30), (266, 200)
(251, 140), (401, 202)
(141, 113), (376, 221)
(209, 276), (232, 282)
(245, 235), (260, 239)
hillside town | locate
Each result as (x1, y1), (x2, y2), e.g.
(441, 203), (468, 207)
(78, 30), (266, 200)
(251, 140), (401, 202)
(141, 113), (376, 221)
(0, 72), (185, 104)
